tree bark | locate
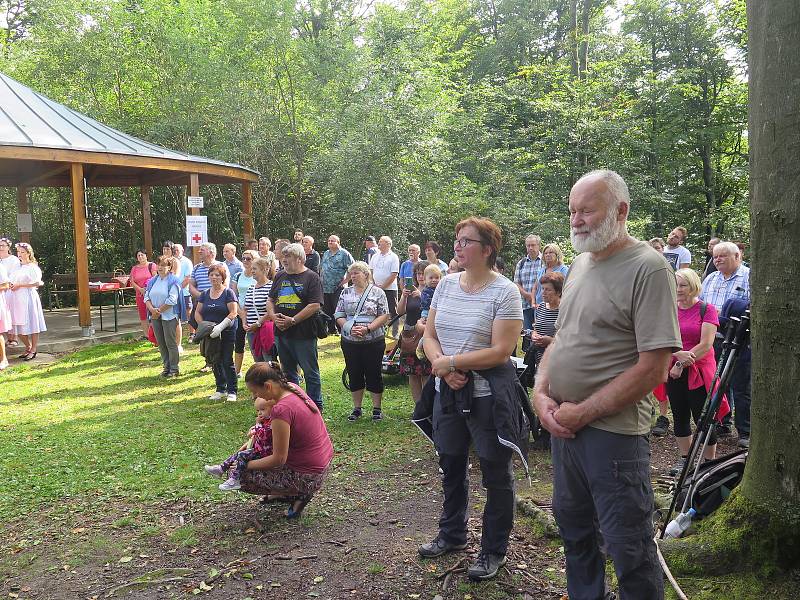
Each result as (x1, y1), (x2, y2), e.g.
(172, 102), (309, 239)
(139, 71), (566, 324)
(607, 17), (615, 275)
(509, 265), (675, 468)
(744, 0), (800, 515)
(578, 0), (592, 79)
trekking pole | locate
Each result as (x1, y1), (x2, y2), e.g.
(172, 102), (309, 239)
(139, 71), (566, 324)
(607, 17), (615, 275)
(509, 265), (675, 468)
(659, 312), (749, 537)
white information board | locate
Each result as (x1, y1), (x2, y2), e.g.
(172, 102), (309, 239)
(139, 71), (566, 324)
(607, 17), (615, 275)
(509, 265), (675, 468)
(187, 196), (204, 208)
(186, 215), (208, 247)
(17, 213), (32, 233)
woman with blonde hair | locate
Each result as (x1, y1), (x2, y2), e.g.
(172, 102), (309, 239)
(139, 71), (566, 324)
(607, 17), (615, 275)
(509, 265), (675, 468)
(541, 243), (569, 278)
(10, 242), (46, 360)
(335, 261), (390, 421)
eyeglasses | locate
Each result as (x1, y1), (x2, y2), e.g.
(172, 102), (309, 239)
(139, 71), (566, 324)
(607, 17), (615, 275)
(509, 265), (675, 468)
(242, 257), (253, 261)
(454, 238), (484, 249)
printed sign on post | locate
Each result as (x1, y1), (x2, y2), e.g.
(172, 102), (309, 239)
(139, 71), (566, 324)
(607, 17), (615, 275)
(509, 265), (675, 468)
(186, 215), (208, 247)
(17, 213), (32, 233)
(187, 196), (204, 208)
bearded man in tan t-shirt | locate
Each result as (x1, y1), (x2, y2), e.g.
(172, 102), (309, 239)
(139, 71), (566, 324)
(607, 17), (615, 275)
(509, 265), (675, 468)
(533, 170), (681, 600)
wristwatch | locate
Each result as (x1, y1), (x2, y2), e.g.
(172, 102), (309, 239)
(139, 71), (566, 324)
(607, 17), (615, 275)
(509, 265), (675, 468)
(448, 355), (456, 373)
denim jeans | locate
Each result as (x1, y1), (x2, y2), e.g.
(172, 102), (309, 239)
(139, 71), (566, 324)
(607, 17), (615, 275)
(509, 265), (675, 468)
(275, 335), (322, 410)
(522, 307), (535, 331)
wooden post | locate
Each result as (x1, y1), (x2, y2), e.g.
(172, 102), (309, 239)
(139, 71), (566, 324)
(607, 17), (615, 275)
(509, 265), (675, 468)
(241, 181), (253, 243)
(16, 186), (31, 244)
(188, 173), (200, 263)
(141, 185), (153, 258)
(70, 163), (92, 335)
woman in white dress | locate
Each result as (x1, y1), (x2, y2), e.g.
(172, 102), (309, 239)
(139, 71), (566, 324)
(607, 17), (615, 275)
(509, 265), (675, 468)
(0, 238), (20, 347)
(0, 263), (12, 369)
(10, 243), (46, 360)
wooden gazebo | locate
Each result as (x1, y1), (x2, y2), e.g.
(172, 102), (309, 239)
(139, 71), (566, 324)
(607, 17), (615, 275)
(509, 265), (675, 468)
(0, 72), (259, 335)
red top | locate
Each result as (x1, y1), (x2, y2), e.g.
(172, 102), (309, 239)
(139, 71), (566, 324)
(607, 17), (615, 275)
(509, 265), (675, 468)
(271, 388), (333, 474)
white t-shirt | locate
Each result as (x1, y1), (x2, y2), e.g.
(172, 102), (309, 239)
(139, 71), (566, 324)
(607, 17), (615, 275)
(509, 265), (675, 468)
(431, 272), (523, 396)
(370, 251), (400, 291)
(0, 255), (20, 274)
(663, 245), (691, 271)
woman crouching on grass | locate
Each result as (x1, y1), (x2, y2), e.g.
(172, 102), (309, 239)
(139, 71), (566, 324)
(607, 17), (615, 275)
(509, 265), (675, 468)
(238, 362), (334, 519)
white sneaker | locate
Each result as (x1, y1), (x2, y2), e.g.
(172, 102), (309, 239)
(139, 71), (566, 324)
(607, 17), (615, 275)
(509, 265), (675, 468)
(0, 360), (8, 370)
(208, 391), (226, 401)
(204, 465), (224, 478)
(177, 345), (184, 355)
(219, 477), (241, 491)
(226, 393), (237, 402)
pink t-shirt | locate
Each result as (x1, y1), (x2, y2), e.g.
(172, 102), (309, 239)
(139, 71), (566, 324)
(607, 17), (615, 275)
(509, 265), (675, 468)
(677, 301), (719, 351)
(271, 392), (334, 474)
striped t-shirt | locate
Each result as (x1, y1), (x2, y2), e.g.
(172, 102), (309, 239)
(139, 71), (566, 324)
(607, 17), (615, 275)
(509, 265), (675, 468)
(432, 272), (523, 396)
(533, 305), (559, 366)
(191, 260), (222, 293)
(245, 281), (272, 325)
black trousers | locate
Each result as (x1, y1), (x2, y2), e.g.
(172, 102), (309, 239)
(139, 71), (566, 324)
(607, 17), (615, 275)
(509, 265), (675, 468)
(213, 337), (237, 394)
(552, 427), (663, 600)
(432, 392), (515, 556)
(234, 316), (246, 354)
(341, 338), (385, 393)
(666, 370), (717, 444)
(323, 287), (343, 333)
(384, 289), (398, 334)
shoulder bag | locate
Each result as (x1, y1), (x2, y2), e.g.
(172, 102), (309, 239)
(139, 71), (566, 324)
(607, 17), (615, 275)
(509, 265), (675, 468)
(286, 275), (330, 339)
(341, 284), (374, 339)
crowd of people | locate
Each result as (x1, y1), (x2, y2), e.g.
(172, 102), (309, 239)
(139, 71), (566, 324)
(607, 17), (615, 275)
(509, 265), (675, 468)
(0, 167), (752, 594)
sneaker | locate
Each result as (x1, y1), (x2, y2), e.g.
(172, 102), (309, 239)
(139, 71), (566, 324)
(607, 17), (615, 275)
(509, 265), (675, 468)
(650, 415), (670, 437)
(347, 408), (362, 421)
(204, 465), (224, 479)
(738, 435), (750, 449)
(160, 370), (170, 378)
(467, 551), (507, 581)
(200, 365), (212, 373)
(219, 477), (241, 491)
(0, 359), (8, 370)
(226, 393), (237, 402)
(209, 391), (226, 401)
(372, 409), (383, 421)
(669, 457), (687, 477)
(418, 535), (468, 558)
(167, 371), (180, 378)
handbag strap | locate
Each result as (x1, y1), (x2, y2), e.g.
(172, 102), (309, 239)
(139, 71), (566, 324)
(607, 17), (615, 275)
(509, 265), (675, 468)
(353, 284), (373, 319)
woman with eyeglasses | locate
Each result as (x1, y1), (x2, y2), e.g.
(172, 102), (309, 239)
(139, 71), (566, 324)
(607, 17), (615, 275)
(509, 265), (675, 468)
(231, 250), (258, 376)
(10, 243), (46, 361)
(0, 238), (20, 349)
(416, 217), (525, 582)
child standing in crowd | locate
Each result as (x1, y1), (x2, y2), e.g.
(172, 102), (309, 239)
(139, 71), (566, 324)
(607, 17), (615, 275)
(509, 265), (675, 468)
(419, 263), (442, 321)
(204, 397), (273, 491)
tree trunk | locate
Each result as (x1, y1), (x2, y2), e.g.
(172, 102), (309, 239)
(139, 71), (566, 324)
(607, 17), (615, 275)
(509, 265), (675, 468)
(744, 0), (800, 515)
(578, 0), (592, 79)
(569, 0), (579, 78)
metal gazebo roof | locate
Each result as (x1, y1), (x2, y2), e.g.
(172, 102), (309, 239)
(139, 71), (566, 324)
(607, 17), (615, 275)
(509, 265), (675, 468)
(0, 72), (259, 186)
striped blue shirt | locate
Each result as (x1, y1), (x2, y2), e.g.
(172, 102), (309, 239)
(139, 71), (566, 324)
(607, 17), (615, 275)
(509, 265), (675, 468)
(191, 260), (221, 293)
(700, 265), (750, 312)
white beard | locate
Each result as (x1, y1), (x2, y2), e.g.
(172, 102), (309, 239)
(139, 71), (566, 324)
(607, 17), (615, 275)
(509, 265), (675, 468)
(571, 207), (623, 253)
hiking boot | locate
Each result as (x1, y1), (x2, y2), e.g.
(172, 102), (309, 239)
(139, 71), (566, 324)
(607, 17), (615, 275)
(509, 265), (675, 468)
(219, 477), (241, 491)
(738, 435), (750, 449)
(348, 408), (362, 421)
(650, 415), (670, 437)
(467, 551), (507, 581)
(669, 458), (687, 477)
(418, 535), (468, 558)
(372, 409), (383, 421)
(204, 465), (224, 479)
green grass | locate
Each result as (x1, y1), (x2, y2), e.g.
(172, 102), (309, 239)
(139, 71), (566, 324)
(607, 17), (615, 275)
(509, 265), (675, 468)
(0, 337), (425, 522)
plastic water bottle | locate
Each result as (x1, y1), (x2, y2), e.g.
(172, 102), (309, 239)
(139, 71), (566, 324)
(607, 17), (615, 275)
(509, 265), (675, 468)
(664, 508), (696, 539)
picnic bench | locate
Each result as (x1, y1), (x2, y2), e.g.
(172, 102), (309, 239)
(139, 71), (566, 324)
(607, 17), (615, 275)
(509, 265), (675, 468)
(48, 272), (135, 332)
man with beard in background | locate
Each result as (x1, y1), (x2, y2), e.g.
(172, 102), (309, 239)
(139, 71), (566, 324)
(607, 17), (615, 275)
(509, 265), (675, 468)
(533, 170), (680, 599)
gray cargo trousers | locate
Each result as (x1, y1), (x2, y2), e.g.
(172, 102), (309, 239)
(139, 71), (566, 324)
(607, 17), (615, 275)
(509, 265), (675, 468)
(552, 426), (663, 600)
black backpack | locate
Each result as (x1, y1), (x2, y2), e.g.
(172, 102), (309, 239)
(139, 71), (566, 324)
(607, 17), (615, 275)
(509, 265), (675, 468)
(676, 449), (747, 519)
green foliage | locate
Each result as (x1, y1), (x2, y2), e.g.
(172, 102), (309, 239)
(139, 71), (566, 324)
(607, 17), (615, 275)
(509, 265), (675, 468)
(0, 0), (748, 275)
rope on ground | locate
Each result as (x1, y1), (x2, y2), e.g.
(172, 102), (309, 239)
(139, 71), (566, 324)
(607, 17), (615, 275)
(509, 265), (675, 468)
(655, 535), (689, 600)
